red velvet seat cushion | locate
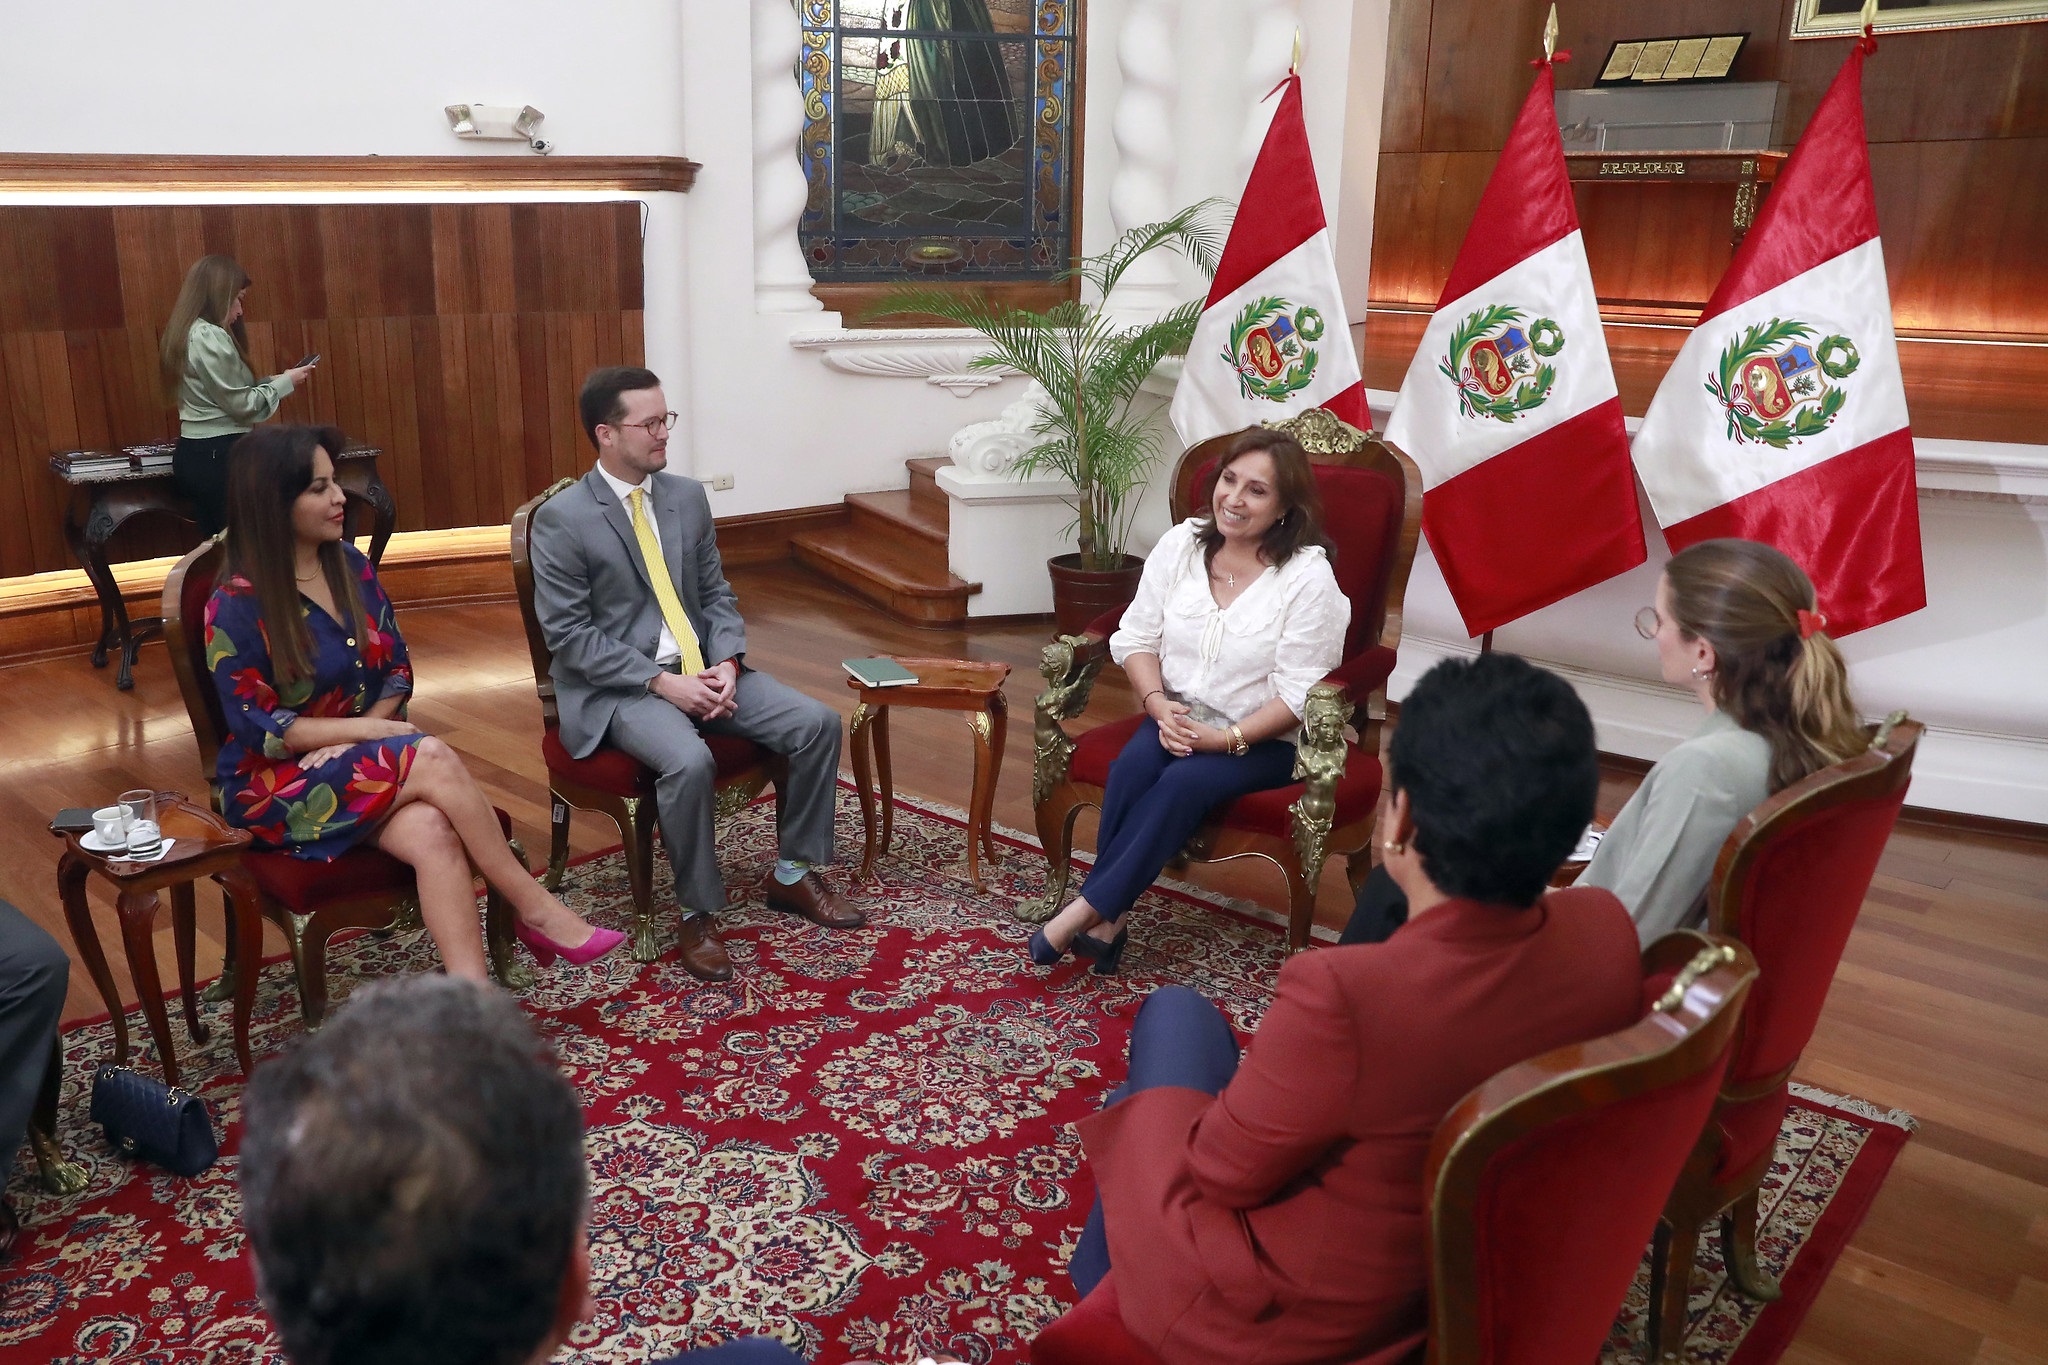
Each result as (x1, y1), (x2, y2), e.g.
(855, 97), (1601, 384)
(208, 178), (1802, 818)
(540, 727), (768, 798)
(1030, 1275), (1163, 1365)
(244, 808), (515, 915)
(1068, 715), (1384, 838)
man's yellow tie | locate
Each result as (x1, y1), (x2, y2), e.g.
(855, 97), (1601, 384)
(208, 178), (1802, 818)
(628, 488), (706, 675)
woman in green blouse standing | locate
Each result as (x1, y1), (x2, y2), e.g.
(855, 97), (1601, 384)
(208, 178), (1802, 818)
(161, 255), (316, 535)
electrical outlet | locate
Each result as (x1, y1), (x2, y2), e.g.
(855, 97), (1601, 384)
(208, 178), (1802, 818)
(708, 474), (735, 492)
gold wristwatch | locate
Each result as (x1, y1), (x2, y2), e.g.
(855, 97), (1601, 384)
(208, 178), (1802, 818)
(1228, 723), (1248, 756)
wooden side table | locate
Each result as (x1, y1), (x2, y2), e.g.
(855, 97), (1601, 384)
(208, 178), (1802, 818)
(51, 794), (262, 1087)
(846, 658), (1010, 892)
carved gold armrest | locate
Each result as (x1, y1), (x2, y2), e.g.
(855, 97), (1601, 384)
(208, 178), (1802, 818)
(1031, 632), (1112, 806)
(1287, 681), (1357, 884)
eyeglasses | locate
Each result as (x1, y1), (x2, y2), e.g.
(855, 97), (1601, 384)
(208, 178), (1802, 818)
(1634, 606), (1662, 640)
(606, 411), (679, 437)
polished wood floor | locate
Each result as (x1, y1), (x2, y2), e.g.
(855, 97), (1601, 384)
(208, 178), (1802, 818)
(4, 562), (2044, 1363)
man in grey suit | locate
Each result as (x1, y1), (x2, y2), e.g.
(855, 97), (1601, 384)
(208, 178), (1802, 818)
(528, 367), (862, 981)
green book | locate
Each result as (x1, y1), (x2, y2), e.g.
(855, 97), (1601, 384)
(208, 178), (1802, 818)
(842, 657), (918, 688)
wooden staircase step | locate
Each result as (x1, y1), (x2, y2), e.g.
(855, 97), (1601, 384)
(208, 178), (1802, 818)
(790, 522), (979, 628)
(907, 456), (950, 512)
(847, 489), (947, 545)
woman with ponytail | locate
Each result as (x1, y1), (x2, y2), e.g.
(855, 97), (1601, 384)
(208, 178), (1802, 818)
(1578, 537), (1865, 941)
(1340, 537), (1863, 947)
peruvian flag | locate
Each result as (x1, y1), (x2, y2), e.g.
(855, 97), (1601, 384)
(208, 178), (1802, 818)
(1169, 74), (1366, 446)
(1631, 41), (1923, 635)
(1383, 62), (1643, 636)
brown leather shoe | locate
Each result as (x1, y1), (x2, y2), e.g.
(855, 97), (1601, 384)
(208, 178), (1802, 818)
(763, 870), (866, 929)
(674, 914), (733, 982)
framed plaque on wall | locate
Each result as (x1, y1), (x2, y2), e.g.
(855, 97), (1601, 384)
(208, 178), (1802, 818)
(1791, 0), (2048, 38)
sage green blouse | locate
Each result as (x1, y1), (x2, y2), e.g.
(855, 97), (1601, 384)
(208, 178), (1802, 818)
(178, 319), (293, 438)
(1580, 708), (1773, 945)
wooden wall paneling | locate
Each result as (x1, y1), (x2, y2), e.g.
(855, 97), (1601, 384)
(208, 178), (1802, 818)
(409, 315), (453, 532)
(101, 328), (162, 447)
(0, 209), (61, 332)
(490, 313), (527, 524)
(27, 333), (79, 569)
(514, 314), (554, 503)
(56, 210), (123, 331)
(476, 204), (521, 317)
(0, 341), (35, 579)
(1380, 0), (1433, 153)
(0, 154), (699, 194)
(1875, 137), (2048, 337)
(567, 314), (601, 421)
(384, 205), (438, 319)
(63, 331), (113, 453)
(623, 309), (646, 367)
(615, 201), (644, 308)
(1368, 151), (1495, 307)
(1420, 6), (1553, 151)
(381, 315), (427, 534)
(543, 313), (579, 486)
(510, 205), (547, 316)
(439, 317), (481, 528)
(1778, 22), (2047, 145)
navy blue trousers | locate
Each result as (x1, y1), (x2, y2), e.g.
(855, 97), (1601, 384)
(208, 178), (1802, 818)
(1070, 986), (1243, 1297)
(1079, 718), (1298, 920)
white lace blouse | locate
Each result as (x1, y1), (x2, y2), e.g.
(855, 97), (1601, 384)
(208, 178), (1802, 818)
(1109, 519), (1350, 734)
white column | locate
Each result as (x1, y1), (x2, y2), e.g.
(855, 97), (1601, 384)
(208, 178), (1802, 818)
(751, 0), (825, 314)
(1237, 0), (1303, 184)
(1105, 0), (1184, 317)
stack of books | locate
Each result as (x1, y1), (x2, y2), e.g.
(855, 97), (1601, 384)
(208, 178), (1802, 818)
(50, 446), (175, 478)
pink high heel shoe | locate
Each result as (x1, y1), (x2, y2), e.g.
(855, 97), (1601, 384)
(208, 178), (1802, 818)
(515, 919), (627, 967)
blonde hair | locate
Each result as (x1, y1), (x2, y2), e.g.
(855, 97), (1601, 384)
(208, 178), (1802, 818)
(1665, 539), (1865, 792)
(160, 255), (253, 398)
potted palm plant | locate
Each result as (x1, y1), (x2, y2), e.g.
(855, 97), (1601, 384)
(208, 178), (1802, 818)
(871, 201), (1227, 633)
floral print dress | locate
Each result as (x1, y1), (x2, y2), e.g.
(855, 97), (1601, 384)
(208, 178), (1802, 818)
(204, 544), (419, 859)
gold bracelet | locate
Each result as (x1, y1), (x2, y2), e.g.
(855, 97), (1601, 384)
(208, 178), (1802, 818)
(1229, 723), (1248, 756)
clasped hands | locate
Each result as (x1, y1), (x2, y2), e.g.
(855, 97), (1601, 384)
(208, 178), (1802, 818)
(298, 718), (419, 769)
(1145, 694), (1231, 757)
(651, 658), (741, 721)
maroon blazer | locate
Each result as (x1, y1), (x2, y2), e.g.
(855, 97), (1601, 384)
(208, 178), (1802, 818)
(1077, 888), (1643, 1365)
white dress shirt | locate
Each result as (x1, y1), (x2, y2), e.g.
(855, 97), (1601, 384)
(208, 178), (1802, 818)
(595, 462), (681, 667)
(1109, 518), (1350, 737)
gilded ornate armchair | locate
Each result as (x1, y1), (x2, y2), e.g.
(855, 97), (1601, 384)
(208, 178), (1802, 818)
(1024, 408), (1423, 950)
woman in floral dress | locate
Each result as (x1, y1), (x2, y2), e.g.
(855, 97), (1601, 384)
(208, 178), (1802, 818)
(207, 424), (623, 978)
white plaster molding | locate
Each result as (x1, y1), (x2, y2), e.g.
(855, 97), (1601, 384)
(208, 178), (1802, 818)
(947, 383), (1052, 475)
(751, 0), (824, 314)
(786, 327), (1018, 394)
(1238, 0), (1303, 181)
(1107, 0), (1183, 317)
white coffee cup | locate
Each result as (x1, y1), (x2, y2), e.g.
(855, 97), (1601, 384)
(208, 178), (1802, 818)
(92, 806), (127, 843)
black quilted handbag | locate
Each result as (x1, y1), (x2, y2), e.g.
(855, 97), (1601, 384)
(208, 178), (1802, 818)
(88, 1063), (218, 1176)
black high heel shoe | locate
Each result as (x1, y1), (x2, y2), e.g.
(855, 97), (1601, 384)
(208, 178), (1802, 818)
(1072, 924), (1130, 976)
(1027, 926), (1069, 966)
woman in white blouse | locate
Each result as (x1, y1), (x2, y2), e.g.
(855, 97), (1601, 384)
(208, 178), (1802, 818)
(1029, 430), (1350, 973)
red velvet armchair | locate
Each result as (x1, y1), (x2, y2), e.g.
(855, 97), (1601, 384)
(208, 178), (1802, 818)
(510, 482), (781, 962)
(163, 536), (530, 1027)
(1649, 713), (1922, 1358)
(1029, 932), (1760, 1365)
(1024, 408), (1423, 949)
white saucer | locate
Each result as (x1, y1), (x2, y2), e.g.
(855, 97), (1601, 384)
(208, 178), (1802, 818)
(79, 829), (129, 854)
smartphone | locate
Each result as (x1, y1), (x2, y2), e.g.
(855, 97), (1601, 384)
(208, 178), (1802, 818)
(51, 807), (98, 833)
(295, 352), (321, 368)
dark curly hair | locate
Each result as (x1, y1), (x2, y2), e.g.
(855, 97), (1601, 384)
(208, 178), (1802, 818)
(1390, 652), (1599, 907)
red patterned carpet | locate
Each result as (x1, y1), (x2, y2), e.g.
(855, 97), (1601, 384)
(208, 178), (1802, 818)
(2, 788), (1911, 1364)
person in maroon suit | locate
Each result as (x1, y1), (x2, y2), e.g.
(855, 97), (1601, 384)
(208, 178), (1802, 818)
(1069, 652), (1646, 1365)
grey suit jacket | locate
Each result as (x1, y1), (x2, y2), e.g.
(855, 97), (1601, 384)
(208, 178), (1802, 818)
(528, 467), (748, 758)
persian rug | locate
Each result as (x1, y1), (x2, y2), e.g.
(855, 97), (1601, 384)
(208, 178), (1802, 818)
(2, 787), (1912, 1365)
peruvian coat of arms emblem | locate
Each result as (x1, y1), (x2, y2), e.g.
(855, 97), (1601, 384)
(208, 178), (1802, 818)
(1705, 319), (1860, 448)
(1438, 305), (1564, 422)
(1225, 296), (1325, 401)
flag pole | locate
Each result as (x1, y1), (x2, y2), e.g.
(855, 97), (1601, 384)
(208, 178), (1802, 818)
(1542, 4), (1558, 63)
(1290, 27), (1301, 75)
(1480, 631), (1494, 655)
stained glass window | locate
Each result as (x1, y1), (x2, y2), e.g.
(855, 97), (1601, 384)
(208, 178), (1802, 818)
(796, 0), (1078, 283)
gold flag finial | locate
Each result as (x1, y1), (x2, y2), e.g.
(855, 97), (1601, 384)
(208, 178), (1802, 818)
(1543, 4), (1559, 61)
(1860, 0), (1879, 28)
(1290, 26), (1302, 75)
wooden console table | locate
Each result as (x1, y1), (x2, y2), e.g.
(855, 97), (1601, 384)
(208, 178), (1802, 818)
(48, 444), (393, 689)
(1565, 151), (1787, 250)
(847, 658), (1011, 892)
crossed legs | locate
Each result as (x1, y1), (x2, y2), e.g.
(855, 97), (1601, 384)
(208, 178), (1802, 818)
(373, 737), (599, 980)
